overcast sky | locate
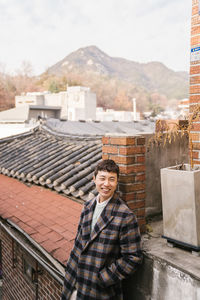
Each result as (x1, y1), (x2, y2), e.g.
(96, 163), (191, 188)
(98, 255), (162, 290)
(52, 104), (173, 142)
(0, 0), (191, 75)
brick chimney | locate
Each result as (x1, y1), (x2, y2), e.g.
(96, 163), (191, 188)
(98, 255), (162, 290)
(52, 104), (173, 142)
(102, 134), (146, 233)
(190, 0), (200, 164)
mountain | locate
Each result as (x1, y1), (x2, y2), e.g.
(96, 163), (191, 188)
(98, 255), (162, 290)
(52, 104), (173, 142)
(45, 46), (189, 111)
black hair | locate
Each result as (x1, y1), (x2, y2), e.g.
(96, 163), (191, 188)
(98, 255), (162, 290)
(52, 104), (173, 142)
(94, 159), (119, 178)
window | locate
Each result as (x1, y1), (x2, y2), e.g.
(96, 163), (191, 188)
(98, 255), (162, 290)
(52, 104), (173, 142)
(22, 254), (37, 283)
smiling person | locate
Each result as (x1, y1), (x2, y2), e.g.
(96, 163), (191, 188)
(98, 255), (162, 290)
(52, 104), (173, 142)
(61, 159), (142, 300)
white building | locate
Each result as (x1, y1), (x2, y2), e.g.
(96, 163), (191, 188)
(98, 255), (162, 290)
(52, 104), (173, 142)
(96, 109), (133, 122)
(15, 92), (45, 106)
(66, 86), (96, 121)
(96, 98), (140, 122)
(178, 98), (189, 119)
(15, 86), (97, 121)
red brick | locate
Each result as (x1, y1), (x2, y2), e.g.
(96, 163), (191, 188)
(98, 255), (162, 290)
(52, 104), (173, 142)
(1, 229), (63, 299)
(135, 208), (145, 217)
(121, 193), (136, 201)
(138, 219), (146, 233)
(190, 65), (200, 75)
(191, 25), (200, 36)
(110, 137), (135, 146)
(102, 154), (109, 160)
(119, 165), (145, 174)
(102, 145), (118, 154)
(192, 4), (198, 15)
(135, 174), (145, 182)
(107, 155), (135, 164)
(190, 75), (200, 84)
(190, 132), (200, 141)
(190, 85), (200, 94)
(119, 146), (145, 155)
(102, 136), (110, 144)
(191, 35), (200, 46)
(127, 200), (145, 210)
(193, 160), (200, 164)
(192, 142), (200, 150)
(136, 155), (145, 163)
(190, 123), (200, 131)
(191, 151), (199, 159)
(119, 174), (135, 183)
(190, 94), (200, 104)
(119, 183), (145, 193)
(136, 138), (145, 145)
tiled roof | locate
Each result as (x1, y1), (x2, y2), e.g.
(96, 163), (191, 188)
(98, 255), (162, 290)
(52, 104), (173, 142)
(0, 127), (101, 201)
(0, 175), (81, 265)
(44, 118), (155, 137)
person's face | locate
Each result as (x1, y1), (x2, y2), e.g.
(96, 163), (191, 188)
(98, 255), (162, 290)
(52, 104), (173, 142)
(93, 170), (118, 203)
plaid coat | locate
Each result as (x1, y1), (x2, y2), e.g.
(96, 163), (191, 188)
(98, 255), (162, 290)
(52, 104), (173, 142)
(61, 193), (142, 300)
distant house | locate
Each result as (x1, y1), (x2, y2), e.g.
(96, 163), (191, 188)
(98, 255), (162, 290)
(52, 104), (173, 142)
(0, 105), (61, 124)
(15, 86), (97, 121)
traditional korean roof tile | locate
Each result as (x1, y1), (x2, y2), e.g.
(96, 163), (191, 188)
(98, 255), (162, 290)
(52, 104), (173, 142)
(0, 127), (101, 202)
(44, 118), (154, 138)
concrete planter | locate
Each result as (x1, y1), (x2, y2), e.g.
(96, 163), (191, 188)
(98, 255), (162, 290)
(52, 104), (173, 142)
(161, 164), (200, 250)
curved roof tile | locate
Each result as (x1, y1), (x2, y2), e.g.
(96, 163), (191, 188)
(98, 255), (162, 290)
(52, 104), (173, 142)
(0, 127), (102, 202)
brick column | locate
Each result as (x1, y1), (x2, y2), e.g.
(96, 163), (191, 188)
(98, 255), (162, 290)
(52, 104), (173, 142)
(190, 0), (200, 164)
(102, 133), (146, 233)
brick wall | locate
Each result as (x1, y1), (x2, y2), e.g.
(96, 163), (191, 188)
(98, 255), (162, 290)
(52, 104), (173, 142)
(102, 134), (146, 232)
(190, 0), (200, 164)
(0, 227), (62, 300)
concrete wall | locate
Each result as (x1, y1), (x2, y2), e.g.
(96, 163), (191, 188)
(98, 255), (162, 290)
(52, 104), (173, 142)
(84, 91), (96, 120)
(67, 87), (96, 121)
(145, 133), (189, 217)
(123, 255), (200, 300)
(44, 93), (68, 119)
(29, 109), (60, 120)
(16, 95), (44, 106)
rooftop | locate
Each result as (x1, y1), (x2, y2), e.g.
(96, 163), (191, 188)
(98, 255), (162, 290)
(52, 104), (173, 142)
(45, 118), (155, 137)
(0, 175), (81, 265)
(144, 217), (200, 281)
(0, 127), (102, 202)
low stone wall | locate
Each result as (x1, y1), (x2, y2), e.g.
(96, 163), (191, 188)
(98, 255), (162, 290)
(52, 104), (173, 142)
(123, 255), (200, 300)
